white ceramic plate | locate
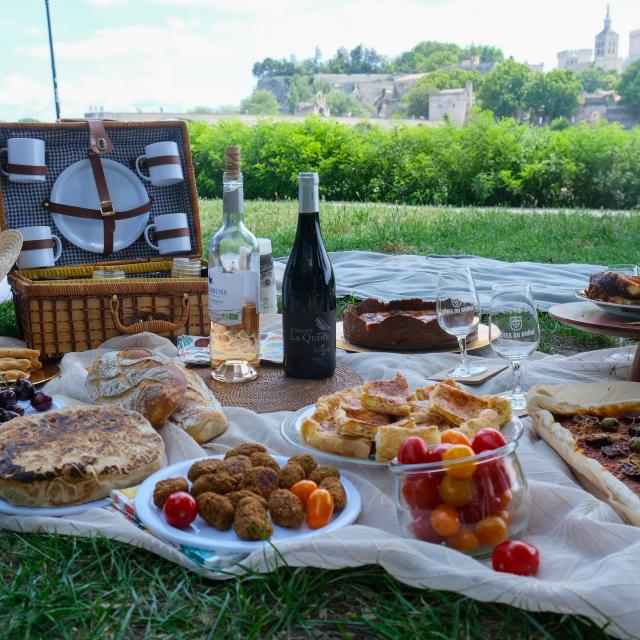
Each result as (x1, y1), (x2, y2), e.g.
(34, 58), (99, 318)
(50, 158), (149, 253)
(281, 404), (524, 466)
(135, 455), (362, 554)
(576, 290), (640, 320)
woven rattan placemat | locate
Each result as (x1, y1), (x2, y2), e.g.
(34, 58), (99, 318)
(195, 362), (362, 413)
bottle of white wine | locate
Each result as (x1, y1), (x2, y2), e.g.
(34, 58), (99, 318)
(282, 172), (336, 379)
(208, 146), (260, 382)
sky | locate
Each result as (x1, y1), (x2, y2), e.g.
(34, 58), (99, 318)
(1, 0), (638, 121)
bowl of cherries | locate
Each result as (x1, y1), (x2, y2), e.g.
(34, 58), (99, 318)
(0, 379), (53, 423)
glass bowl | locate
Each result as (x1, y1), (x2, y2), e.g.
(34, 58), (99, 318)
(389, 429), (529, 557)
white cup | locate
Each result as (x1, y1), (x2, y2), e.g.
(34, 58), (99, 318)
(17, 226), (62, 269)
(135, 141), (183, 186)
(0, 138), (47, 183)
(144, 213), (191, 255)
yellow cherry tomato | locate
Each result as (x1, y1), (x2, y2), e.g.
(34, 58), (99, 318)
(439, 476), (473, 507)
(290, 480), (318, 507)
(440, 429), (471, 446)
(475, 515), (508, 547)
(445, 528), (480, 553)
(443, 444), (477, 479)
(430, 504), (460, 537)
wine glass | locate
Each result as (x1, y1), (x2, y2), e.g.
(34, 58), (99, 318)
(605, 264), (639, 276)
(489, 283), (540, 411)
(436, 267), (487, 378)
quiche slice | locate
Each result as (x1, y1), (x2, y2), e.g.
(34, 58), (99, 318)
(361, 372), (412, 416)
(428, 381), (490, 425)
(375, 424), (440, 463)
(301, 417), (372, 459)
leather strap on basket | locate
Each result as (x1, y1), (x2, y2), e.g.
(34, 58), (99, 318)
(21, 239), (55, 251)
(7, 163), (47, 176)
(154, 227), (189, 241)
(88, 150), (116, 255)
(146, 155), (180, 168)
(87, 119), (113, 155)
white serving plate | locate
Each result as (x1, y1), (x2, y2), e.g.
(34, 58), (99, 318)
(50, 158), (149, 253)
(576, 290), (640, 320)
(135, 455), (361, 554)
(281, 404), (524, 466)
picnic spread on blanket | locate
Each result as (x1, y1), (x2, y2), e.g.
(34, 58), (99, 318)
(1, 121), (640, 638)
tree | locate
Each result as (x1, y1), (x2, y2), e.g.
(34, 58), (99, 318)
(325, 91), (374, 117)
(252, 58), (295, 78)
(619, 59), (640, 116)
(285, 76), (314, 113)
(524, 70), (581, 122)
(467, 44), (504, 64)
(240, 90), (280, 115)
(402, 70), (480, 118)
(575, 67), (619, 93)
(477, 59), (531, 119)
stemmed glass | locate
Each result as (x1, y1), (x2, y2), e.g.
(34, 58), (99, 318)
(489, 283), (540, 411)
(436, 267), (486, 378)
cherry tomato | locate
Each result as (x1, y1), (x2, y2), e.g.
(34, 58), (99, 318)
(499, 510), (514, 527)
(475, 515), (509, 547)
(163, 491), (197, 529)
(290, 480), (318, 507)
(471, 428), (507, 454)
(402, 475), (441, 510)
(430, 504), (460, 537)
(439, 475), (472, 507)
(499, 489), (512, 509)
(397, 437), (430, 465)
(443, 444), (477, 479)
(445, 527), (480, 553)
(409, 514), (443, 543)
(306, 488), (334, 529)
(427, 443), (453, 462)
(492, 540), (540, 576)
(488, 460), (513, 496)
(440, 429), (471, 446)
(459, 493), (502, 524)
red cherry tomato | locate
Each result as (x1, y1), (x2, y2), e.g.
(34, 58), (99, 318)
(397, 437), (430, 465)
(471, 428), (508, 454)
(492, 540), (540, 576)
(402, 475), (442, 510)
(163, 491), (197, 529)
(428, 443), (453, 462)
(488, 460), (513, 496)
(409, 514), (443, 543)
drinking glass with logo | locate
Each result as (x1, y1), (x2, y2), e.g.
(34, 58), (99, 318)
(489, 283), (540, 411)
(605, 264), (638, 276)
(436, 267), (486, 378)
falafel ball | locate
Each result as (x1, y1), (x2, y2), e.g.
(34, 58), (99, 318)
(153, 477), (189, 508)
(226, 490), (268, 510)
(233, 499), (273, 541)
(278, 461), (306, 489)
(309, 465), (340, 485)
(196, 492), (235, 531)
(225, 443), (267, 459)
(187, 458), (223, 482)
(220, 455), (252, 477)
(288, 454), (317, 478)
(240, 466), (279, 499)
(268, 489), (305, 529)
(249, 452), (281, 472)
(191, 472), (239, 497)
(320, 477), (347, 510)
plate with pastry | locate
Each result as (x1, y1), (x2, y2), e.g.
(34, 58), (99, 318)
(576, 290), (640, 320)
(135, 445), (361, 553)
(0, 346), (47, 383)
(578, 270), (640, 319)
(281, 373), (523, 465)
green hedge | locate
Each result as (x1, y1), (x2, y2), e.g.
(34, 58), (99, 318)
(188, 113), (640, 209)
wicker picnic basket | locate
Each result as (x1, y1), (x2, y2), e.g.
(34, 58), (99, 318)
(1, 120), (210, 360)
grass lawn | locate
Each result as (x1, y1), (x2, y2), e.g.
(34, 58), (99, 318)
(1, 201), (635, 639)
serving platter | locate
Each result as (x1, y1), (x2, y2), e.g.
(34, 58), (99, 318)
(29, 363), (61, 386)
(575, 291), (640, 320)
(135, 455), (362, 553)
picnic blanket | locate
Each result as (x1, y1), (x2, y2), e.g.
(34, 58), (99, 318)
(1, 332), (639, 639)
(275, 252), (604, 310)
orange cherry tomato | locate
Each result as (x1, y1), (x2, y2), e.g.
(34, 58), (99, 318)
(430, 504), (460, 537)
(499, 489), (512, 509)
(445, 527), (480, 553)
(499, 510), (514, 527)
(440, 429), (471, 446)
(475, 515), (509, 547)
(290, 480), (318, 508)
(306, 488), (334, 529)
(443, 444), (477, 479)
(439, 476), (473, 507)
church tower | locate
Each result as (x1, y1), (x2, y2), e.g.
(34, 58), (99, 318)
(594, 5), (623, 72)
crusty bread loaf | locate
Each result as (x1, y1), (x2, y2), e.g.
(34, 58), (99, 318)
(86, 348), (187, 427)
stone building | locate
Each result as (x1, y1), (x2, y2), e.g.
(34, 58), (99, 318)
(627, 29), (640, 67)
(594, 5), (623, 72)
(428, 82), (474, 125)
(557, 49), (593, 71)
(295, 92), (330, 117)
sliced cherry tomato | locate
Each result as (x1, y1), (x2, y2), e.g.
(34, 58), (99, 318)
(402, 475), (441, 510)
(430, 504), (460, 537)
(475, 515), (509, 547)
(439, 475), (472, 507)
(427, 443), (453, 462)
(492, 540), (540, 576)
(290, 480), (318, 507)
(443, 444), (477, 479)
(397, 436), (430, 465)
(409, 514), (443, 543)
(163, 491), (197, 529)
(306, 488), (334, 529)
(445, 527), (480, 553)
(471, 428), (507, 454)
(440, 429), (471, 446)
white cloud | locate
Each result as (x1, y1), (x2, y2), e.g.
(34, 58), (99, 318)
(0, 74), (54, 121)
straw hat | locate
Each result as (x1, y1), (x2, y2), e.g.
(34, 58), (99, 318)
(0, 230), (23, 281)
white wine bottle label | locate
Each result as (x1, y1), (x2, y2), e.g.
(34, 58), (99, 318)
(208, 267), (259, 326)
(283, 311), (336, 357)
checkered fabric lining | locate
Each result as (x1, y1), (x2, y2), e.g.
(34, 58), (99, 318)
(0, 125), (199, 267)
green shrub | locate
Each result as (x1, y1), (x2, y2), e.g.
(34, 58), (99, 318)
(188, 115), (640, 208)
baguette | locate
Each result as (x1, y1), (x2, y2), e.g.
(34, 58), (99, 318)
(0, 358), (32, 372)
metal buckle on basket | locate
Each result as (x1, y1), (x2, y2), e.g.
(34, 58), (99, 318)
(100, 200), (115, 217)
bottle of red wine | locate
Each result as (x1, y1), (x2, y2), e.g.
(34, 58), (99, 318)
(282, 172), (336, 379)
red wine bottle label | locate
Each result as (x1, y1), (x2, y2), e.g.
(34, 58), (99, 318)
(283, 311), (336, 357)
